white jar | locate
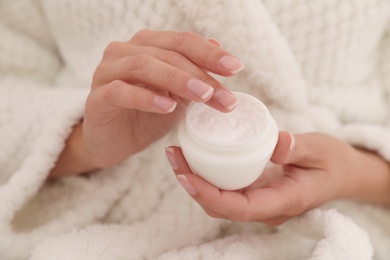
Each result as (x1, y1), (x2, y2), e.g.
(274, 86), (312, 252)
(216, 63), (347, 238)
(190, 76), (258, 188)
(178, 91), (278, 190)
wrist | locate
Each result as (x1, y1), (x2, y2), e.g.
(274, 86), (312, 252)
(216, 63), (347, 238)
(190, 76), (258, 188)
(49, 121), (98, 178)
(347, 147), (390, 206)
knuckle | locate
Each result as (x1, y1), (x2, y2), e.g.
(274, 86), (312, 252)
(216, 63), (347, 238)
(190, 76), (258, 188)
(124, 54), (150, 72)
(162, 67), (178, 84)
(94, 63), (106, 76)
(173, 31), (201, 48)
(92, 65), (107, 87)
(127, 87), (143, 106)
(101, 80), (121, 103)
(93, 61), (109, 79)
(159, 51), (184, 66)
(131, 29), (151, 43)
(103, 41), (124, 57)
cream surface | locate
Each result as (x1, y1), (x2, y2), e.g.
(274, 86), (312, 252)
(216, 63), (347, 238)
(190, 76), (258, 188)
(186, 93), (267, 146)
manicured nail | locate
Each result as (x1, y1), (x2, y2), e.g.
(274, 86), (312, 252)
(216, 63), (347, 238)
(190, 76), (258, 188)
(208, 38), (222, 47)
(289, 132), (295, 151)
(165, 147), (179, 170)
(177, 175), (197, 196)
(154, 96), (177, 112)
(219, 56), (245, 74)
(214, 89), (239, 110)
(187, 79), (214, 100)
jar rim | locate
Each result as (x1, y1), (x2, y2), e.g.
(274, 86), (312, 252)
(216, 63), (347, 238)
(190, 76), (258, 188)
(184, 91), (272, 151)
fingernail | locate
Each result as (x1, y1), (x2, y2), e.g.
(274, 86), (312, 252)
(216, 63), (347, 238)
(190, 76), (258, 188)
(219, 56), (245, 74)
(187, 79), (214, 100)
(208, 38), (222, 47)
(289, 132), (295, 151)
(165, 147), (179, 170)
(154, 96), (177, 112)
(177, 175), (197, 196)
(214, 89), (239, 110)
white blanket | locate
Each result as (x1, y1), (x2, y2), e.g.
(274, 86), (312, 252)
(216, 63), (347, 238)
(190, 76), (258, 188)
(1, 0), (390, 259)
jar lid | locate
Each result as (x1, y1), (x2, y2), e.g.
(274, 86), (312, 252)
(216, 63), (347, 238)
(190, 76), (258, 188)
(185, 91), (272, 151)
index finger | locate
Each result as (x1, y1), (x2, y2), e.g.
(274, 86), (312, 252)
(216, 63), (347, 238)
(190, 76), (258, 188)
(130, 30), (245, 76)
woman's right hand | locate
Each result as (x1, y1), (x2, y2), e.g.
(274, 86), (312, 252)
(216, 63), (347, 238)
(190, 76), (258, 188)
(166, 132), (390, 225)
(50, 29), (244, 177)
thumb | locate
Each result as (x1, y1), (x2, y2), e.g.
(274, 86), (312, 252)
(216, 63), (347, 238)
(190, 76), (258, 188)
(270, 131), (294, 165)
(271, 132), (318, 168)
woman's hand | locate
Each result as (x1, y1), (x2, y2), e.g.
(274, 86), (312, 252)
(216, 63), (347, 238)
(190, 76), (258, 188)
(50, 30), (244, 177)
(166, 132), (390, 225)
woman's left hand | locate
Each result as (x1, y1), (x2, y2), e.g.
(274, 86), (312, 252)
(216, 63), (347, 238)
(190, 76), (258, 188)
(166, 132), (390, 225)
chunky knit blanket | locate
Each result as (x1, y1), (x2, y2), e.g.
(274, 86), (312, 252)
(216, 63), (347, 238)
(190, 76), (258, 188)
(1, 0), (390, 259)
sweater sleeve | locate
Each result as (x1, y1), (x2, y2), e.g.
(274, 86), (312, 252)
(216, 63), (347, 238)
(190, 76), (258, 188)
(0, 2), (147, 259)
(0, 3), (94, 259)
(0, 3), (88, 183)
(0, 17), (88, 178)
(334, 20), (390, 161)
(272, 18), (390, 162)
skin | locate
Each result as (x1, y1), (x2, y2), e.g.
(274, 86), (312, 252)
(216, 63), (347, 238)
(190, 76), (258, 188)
(49, 29), (390, 225)
(166, 132), (390, 225)
(49, 30), (243, 177)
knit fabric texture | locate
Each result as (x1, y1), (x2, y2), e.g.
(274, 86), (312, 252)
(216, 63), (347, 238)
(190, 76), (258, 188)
(1, 0), (390, 259)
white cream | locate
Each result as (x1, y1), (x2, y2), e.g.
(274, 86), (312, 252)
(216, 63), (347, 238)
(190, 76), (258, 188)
(186, 98), (267, 147)
(178, 91), (278, 190)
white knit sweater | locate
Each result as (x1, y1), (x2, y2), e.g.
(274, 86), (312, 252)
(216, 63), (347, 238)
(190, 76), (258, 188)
(1, 0), (390, 259)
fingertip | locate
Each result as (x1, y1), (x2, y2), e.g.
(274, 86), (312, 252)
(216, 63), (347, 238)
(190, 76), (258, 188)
(289, 132), (295, 151)
(270, 131), (294, 165)
(208, 38), (222, 47)
(176, 174), (197, 196)
(186, 79), (214, 101)
(212, 88), (239, 111)
(153, 96), (177, 113)
(166, 146), (194, 176)
(219, 55), (245, 75)
(165, 146), (179, 170)
(183, 171), (223, 199)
